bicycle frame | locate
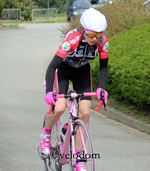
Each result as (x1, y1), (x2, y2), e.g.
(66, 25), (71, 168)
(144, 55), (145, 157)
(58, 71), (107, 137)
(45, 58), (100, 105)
(50, 92), (103, 161)
(42, 91), (104, 171)
(59, 98), (77, 165)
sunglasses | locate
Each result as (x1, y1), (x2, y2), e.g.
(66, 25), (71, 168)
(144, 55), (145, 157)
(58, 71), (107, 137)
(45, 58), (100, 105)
(84, 29), (102, 39)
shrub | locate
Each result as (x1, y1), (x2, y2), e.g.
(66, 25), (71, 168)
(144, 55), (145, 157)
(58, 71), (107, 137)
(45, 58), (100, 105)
(91, 23), (150, 109)
(98, 0), (150, 38)
(2, 0), (35, 21)
(60, 0), (150, 38)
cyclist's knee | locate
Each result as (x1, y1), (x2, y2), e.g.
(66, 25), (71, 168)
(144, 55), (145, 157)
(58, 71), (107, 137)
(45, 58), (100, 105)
(55, 98), (66, 116)
(79, 100), (91, 123)
(55, 108), (66, 116)
(79, 112), (89, 124)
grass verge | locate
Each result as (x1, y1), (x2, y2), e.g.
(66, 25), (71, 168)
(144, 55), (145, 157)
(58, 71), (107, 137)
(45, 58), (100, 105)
(0, 13), (67, 29)
(0, 22), (19, 29)
(107, 97), (150, 124)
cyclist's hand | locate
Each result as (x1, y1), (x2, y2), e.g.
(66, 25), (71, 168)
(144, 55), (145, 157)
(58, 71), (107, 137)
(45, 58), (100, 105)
(96, 88), (108, 104)
(44, 92), (57, 105)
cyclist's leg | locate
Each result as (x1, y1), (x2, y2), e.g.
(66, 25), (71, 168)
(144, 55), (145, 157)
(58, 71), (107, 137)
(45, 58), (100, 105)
(71, 65), (93, 170)
(40, 99), (67, 156)
(72, 64), (92, 126)
(44, 99), (66, 171)
(40, 66), (69, 155)
(78, 100), (91, 126)
(45, 99), (66, 130)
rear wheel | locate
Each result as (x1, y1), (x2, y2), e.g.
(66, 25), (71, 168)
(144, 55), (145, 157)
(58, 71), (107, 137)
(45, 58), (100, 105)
(39, 115), (62, 171)
(49, 124), (62, 171)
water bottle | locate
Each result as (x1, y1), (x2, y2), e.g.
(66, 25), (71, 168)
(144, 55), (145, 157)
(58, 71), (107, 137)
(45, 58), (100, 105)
(60, 123), (68, 143)
(62, 123), (68, 135)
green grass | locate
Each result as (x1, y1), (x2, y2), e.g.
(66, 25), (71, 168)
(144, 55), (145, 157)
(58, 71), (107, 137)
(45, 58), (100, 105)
(108, 97), (150, 124)
(31, 13), (67, 23)
(0, 13), (67, 29)
(57, 13), (67, 22)
(0, 22), (19, 29)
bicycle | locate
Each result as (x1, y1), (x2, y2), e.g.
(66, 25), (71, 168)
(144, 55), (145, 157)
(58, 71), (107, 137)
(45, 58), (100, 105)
(38, 90), (105, 171)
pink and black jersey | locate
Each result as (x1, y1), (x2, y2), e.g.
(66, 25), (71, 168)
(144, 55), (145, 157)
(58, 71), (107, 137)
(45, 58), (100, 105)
(56, 28), (109, 68)
(45, 28), (109, 93)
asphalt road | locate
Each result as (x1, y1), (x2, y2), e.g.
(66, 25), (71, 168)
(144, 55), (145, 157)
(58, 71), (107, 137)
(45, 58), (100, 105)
(0, 23), (150, 171)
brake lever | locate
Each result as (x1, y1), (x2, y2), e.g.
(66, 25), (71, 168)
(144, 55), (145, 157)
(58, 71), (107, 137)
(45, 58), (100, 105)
(46, 105), (53, 114)
(101, 90), (106, 110)
(46, 92), (57, 115)
(53, 92), (57, 101)
(94, 100), (103, 111)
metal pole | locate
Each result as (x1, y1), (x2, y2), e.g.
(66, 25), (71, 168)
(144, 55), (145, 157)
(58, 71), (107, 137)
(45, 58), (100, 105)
(48, 0), (50, 9)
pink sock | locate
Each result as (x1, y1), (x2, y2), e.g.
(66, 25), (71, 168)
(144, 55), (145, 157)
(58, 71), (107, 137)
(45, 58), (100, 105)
(43, 127), (51, 134)
(75, 149), (81, 154)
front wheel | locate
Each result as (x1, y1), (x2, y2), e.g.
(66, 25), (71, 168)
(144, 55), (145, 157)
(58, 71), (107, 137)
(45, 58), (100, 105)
(71, 119), (95, 171)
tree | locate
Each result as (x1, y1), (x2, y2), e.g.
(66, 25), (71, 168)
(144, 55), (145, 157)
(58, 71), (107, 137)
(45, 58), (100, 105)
(0, 0), (4, 18)
(0, 0), (68, 20)
(34, 0), (68, 12)
(2, 0), (35, 20)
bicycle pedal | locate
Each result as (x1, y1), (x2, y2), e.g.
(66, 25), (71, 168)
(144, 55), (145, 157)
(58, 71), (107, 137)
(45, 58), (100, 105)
(38, 146), (50, 159)
(76, 158), (87, 163)
(40, 152), (50, 159)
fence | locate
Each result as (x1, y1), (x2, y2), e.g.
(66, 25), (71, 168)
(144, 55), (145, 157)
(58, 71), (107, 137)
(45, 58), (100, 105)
(32, 8), (57, 23)
(0, 9), (21, 21)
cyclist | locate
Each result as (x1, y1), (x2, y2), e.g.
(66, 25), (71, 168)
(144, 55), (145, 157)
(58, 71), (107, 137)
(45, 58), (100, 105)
(40, 8), (109, 171)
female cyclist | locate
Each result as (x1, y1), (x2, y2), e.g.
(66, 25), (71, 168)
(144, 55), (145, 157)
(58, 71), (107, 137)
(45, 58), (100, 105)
(40, 8), (109, 171)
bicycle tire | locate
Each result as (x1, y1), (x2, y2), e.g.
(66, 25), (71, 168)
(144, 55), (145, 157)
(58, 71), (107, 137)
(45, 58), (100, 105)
(72, 119), (95, 171)
(39, 115), (61, 171)
(68, 135), (75, 171)
(49, 124), (62, 171)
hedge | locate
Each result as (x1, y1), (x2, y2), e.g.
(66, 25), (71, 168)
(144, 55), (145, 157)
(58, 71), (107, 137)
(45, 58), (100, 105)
(91, 23), (150, 108)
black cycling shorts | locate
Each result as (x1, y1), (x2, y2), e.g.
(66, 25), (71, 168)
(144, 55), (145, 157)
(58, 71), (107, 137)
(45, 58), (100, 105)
(57, 62), (92, 101)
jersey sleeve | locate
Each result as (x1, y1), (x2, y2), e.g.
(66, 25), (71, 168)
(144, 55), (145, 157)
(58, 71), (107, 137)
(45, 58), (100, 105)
(56, 30), (81, 59)
(97, 34), (109, 59)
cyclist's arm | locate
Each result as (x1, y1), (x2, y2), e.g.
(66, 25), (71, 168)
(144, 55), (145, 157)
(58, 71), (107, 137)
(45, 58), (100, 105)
(98, 58), (108, 88)
(97, 35), (109, 89)
(45, 55), (63, 93)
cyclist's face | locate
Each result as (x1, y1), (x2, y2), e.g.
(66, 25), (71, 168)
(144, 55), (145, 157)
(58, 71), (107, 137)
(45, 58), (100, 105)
(83, 29), (101, 45)
(84, 33), (98, 45)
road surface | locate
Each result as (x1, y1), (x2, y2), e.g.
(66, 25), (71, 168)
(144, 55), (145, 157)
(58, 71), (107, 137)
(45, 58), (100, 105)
(0, 23), (150, 171)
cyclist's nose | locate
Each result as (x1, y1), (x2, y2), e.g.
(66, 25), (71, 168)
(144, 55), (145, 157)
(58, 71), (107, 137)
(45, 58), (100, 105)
(92, 37), (97, 41)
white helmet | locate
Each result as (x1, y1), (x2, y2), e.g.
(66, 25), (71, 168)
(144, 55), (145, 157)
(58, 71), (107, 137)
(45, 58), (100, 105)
(80, 8), (107, 32)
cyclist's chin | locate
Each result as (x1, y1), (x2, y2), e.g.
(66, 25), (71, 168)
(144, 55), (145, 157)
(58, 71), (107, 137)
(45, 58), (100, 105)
(87, 41), (97, 45)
